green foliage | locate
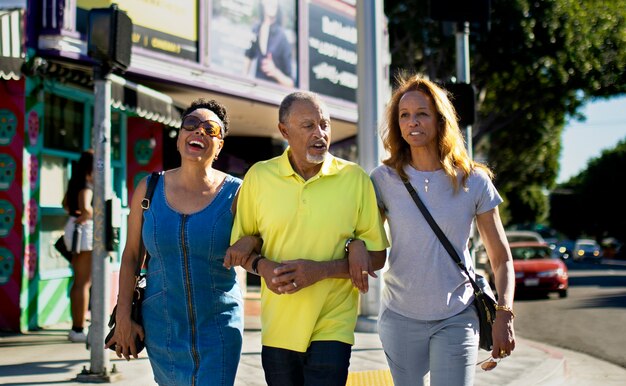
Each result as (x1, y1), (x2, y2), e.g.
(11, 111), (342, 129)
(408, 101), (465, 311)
(551, 139), (626, 241)
(384, 0), (626, 225)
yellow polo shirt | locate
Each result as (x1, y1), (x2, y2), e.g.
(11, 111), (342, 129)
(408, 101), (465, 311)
(231, 148), (388, 352)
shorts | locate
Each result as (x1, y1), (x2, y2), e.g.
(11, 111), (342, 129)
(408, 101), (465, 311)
(63, 218), (93, 253)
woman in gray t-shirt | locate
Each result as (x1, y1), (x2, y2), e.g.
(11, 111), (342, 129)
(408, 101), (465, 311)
(354, 75), (516, 386)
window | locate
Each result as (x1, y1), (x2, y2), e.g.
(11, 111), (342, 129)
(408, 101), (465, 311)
(44, 93), (85, 152)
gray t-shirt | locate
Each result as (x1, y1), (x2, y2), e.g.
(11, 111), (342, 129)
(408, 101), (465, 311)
(370, 164), (503, 320)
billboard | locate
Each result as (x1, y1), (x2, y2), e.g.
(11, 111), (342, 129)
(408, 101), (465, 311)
(308, 0), (357, 102)
(209, 0), (298, 88)
(77, 0), (198, 61)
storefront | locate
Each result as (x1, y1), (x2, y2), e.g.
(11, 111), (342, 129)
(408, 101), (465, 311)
(0, 0), (364, 332)
(0, 62), (183, 332)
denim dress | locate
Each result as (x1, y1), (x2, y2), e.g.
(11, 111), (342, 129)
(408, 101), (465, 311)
(141, 174), (243, 386)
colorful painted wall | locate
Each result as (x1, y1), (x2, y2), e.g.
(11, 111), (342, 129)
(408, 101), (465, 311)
(0, 79), (25, 331)
(126, 117), (163, 201)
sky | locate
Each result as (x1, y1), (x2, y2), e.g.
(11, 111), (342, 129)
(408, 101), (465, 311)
(558, 95), (626, 183)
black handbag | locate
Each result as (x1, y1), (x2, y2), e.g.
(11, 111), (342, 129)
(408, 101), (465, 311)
(105, 171), (162, 353)
(402, 179), (497, 351)
(54, 235), (73, 263)
(55, 221), (81, 263)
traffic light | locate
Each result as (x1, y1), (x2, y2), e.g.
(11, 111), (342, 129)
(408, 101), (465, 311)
(443, 82), (476, 127)
(87, 4), (132, 71)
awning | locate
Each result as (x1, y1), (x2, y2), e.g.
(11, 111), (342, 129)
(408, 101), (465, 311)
(110, 74), (182, 128)
(41, 60), (183, 128)
(0, 9), (25, 80)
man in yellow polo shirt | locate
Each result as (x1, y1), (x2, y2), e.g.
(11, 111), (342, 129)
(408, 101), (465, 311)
(226, 91), (388, 386)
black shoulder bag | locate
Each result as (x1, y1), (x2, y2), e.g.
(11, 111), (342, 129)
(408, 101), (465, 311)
(402, 179), (497, 351)
(105, 171), (162, 353)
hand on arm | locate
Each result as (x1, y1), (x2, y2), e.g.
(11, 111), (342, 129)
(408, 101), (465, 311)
(476, 207), (516, 357)
(271, 259), (332, 294)
(347, 207), (389, 293)
(347, 207), (387, 293)
(224, 235), (263, 269)
(269, 240), (387, 295)
(346, 239), (388, 293)
(255, 258), (287, 295)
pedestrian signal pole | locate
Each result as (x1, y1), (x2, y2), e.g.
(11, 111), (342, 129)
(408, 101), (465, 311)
(80, 65), (114, 381)
(455, 21), (472, 159)
(356, 0), (389, 320)
(81, 5), (131, 382)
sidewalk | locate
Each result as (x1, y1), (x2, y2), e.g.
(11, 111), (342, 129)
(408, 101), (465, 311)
(2, 294), (626, 385)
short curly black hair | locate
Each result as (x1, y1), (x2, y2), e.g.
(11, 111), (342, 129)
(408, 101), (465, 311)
(180, 98), (230, 136)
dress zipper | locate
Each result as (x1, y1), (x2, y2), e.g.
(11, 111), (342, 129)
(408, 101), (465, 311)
(181, 214), (199, 385)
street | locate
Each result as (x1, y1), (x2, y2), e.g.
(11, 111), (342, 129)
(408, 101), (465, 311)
(514, 260), (626, 368)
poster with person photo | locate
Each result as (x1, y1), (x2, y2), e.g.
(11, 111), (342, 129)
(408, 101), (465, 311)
(209, 0), (298, 88)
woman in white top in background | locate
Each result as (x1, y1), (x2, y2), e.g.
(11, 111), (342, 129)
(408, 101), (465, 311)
(62, 149), (94, 343)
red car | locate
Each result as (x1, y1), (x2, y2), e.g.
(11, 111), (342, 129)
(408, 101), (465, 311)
(511, 242), (569, 298)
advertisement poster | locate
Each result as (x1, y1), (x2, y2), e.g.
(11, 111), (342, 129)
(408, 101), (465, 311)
(308, 0), (357, 102)
(77, 0), (198, 61)
(209, 0), (298, 88)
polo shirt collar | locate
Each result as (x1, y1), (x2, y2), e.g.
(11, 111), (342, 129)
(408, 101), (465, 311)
(278, 147), (340, 178)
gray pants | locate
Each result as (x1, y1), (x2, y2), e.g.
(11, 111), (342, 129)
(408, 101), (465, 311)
(378, 305), (479, 386)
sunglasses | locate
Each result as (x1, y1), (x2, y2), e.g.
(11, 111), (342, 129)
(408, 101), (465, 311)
(180, 116), (224, 138)
(476, 356), (501, 371)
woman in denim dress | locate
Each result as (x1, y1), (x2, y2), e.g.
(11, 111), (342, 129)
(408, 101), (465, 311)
(106, 99), (243, 385)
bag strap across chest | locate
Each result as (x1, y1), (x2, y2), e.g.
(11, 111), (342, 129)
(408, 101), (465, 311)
(134, 171), (163, 277)
(402, 179), (483, 295)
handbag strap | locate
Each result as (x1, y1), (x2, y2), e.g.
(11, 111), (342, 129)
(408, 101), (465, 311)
(134, 171), (163, 277)
(402, 179), (482, 294)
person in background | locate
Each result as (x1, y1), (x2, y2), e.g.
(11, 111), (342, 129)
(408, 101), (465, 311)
(355, 74), (516, 386)
(105, 99), (243, 385)
(243, 0), (295, 87)
(62, 149), (94, 343)
(225, 91), (388, 386)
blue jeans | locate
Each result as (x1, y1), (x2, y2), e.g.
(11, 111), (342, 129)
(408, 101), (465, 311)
(378, 305), (479, 386)
(261, 341), (351, 386)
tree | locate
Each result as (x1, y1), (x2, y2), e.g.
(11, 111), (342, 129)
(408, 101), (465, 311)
(384, 0), (626, 225)
(550, 139), (626, 242)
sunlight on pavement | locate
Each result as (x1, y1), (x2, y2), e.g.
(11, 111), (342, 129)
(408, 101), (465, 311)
(347, 369), (394, 386)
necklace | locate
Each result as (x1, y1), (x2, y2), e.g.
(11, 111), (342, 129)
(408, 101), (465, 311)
(408, 164), (441, 193)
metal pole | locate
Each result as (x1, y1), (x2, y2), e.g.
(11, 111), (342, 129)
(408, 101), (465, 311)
(455, 21), (472, 159)
(78, 65), (113, 381)
(455, 21), (479, 265)
(356, 0), (387, 321)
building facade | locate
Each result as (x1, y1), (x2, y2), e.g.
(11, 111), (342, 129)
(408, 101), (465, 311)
(0, 0), (368, 332)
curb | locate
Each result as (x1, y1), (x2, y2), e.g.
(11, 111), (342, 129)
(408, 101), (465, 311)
(510, 338), (566, 386)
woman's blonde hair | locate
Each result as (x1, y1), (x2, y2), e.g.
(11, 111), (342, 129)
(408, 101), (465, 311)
(381, 73), (492, 192)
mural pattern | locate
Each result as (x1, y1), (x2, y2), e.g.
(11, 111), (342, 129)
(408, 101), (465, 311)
(126, 117), (163, 201)
(0, 79), (25, 332)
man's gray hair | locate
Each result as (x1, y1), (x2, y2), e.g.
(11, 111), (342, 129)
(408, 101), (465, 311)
(278, 91), (327, 124)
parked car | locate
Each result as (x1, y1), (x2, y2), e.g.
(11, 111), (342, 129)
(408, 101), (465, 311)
(573, 239), (601, 263)
(600, 237), (622, 259)
(505, 230), (545, 244)
(510, 242), (569, 298)
(553, 239), (575, 260)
